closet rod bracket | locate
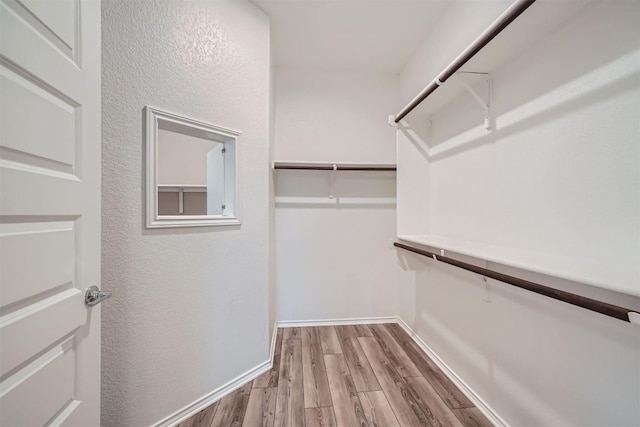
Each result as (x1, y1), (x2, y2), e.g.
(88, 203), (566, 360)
(456, 72), (491, 131)
(482, 276), (491, 302)
(329, 164), (337, 199)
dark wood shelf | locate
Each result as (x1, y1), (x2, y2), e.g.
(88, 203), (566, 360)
(273, 162), (396, 171)
(394, 241), (640, 324)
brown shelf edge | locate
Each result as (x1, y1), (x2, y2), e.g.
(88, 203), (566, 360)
(394, 241), (637, 323)
(273, 163), (396, 171)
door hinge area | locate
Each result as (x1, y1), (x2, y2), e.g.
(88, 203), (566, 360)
(221, 147), (226, 154)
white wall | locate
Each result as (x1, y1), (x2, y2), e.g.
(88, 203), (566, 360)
(396, 0), (512, 239)
(101, 0), (271, 425)
(397, 1), (640, 425)
(275, 69), (398, 163)
(274, 69), (400, 321)
(399, 0), (513, 103)
(268, 40), (277, 340)
(157, 129), (219, 186)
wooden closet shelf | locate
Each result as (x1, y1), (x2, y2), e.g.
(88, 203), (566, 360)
(394, 240), (640, 324)
(397, 234), (640, 298)
(273, 162), (396, 171)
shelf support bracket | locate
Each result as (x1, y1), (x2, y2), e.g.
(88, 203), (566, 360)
(456, 72), (491, 131)
(329, 164), (337, 199)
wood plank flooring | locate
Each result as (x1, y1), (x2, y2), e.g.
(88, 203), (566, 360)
(179, 324), (492, 427)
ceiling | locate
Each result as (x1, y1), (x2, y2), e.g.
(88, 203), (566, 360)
(252, 0), (450, 73)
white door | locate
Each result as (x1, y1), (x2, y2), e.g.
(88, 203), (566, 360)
(0, 0), (102, 425)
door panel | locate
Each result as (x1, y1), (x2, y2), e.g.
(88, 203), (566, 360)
(1, 0), (80, 66)
(1, 338), (76, 426)
(0, 221), (75, 307)
(18, 0), (77, 51)
(0, 0), (101, 424)
(1, 63), (78, 170)
(0, 288), (84, 376)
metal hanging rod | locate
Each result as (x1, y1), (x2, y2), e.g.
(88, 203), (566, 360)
(394, 241), (640, 324)
(273, 162), (396, 171)
(394, 0), (536, 123)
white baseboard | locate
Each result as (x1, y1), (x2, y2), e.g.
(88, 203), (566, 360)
(276, 316), (398, 328)
(269, 322), (279, 361)
(395, 318), (507, 427)
(153, 359), (271, 427)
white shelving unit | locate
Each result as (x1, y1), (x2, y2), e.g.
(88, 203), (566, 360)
(394, 0), (590, 123)
(397, 235), (640, 298)
(272, 161), (396, 171)
(394, 0), (639, 297)
(273, 161), (396, 199)
(157, 185), (207, 215)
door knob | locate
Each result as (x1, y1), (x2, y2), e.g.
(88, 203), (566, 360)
(85, 286), (112, 306)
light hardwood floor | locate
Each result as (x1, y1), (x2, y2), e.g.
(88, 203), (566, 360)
(179, 324), (492, 427)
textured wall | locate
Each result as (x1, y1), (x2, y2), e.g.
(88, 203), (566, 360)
(101, 1), (271, 425)
(397, 0), (640, 425)
(274, 69), (401, 321)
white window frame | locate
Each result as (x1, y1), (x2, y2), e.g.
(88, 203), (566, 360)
(145, 106), (241, 229)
